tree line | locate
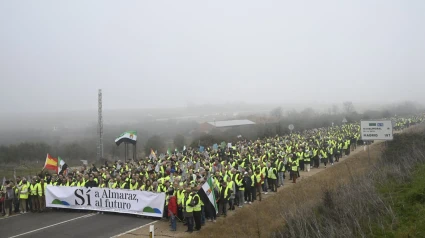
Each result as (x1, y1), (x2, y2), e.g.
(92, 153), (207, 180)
(0, 101), (422, 165)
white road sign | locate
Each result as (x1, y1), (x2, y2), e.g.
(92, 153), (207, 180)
(288, 124), (294, 131)
(360, 120), (393, 141)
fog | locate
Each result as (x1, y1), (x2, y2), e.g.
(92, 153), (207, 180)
(1, 0), (424, 115)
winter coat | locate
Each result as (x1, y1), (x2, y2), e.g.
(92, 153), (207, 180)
(243, 176), (252, 190)
(168, 196), (177, 217)
(5, 186), (15, 200)
(85, 180), (98, 188)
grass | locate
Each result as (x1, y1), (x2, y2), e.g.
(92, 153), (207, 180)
(374, 164), (425, 238)
(190, 137), (386, 238)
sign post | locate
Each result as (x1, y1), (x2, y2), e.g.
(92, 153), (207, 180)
(360, 120), (393, 164)
(149, 225), (155, 238)
(288, 124), (294, 134)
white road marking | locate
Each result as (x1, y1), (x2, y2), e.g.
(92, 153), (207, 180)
(0, 213), (27, 220)
(110, 220), (158, 238)
(8, 214), (97, 238)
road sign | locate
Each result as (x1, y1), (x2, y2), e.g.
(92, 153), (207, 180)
(342, 117), (348, 123)
(360, 120), (393, 141)
(288, 124), (294, 131)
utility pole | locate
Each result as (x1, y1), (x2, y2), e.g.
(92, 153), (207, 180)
(97, 89), (104, 160)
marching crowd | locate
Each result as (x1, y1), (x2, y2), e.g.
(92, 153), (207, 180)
(1, 116), (424, 233)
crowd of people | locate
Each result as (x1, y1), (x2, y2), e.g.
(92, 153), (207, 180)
(1, 116), (423, 233)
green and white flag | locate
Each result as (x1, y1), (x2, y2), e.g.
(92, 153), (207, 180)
(115, 131), (137, 145)
(199, 176), (218, 214)
(58, 157), (68, 175)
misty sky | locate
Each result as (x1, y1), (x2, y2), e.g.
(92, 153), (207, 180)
(1, 0), (424, 113)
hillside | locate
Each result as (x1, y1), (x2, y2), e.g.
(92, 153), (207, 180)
(186, 124), (425, 238)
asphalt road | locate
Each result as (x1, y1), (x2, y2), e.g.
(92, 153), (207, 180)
(0, 210), (156, 238)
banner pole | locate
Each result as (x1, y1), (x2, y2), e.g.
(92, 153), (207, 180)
(149, 225), (154, 238)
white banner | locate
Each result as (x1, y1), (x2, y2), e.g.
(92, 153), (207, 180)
(46, 185), (165, 217)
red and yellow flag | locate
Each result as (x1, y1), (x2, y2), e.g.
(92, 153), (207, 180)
(44, 153), (58, 172)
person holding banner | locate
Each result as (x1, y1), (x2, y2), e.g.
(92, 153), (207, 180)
(29, 179), (39, 212)
(85, 174), (98, 188)
(37, 178), (47, 212)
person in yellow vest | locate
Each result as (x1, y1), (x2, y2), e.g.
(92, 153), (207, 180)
(249, 170), (257, 202)
(277, 157), (286, 187)
(304, 148), (311, 172)
(254, 167), (263, 202)
(176, 186), (185, 221)
(29, 179), (39, 212)
(62, 177), (72, 186)
(129, 178), (139, 190)
(183, 188), (194, 233)
(109, 178), (117, 188)
(192, 189), (202, 231)
(296, 148), (304, 172)
(320, 147), (329, 168)
(260, 164), (268, 194)
(19, 177), (31, 212)
(219, 181), (231, 217)
(19, 180), (29, 213)
(336, 141), (343, 162)
(77, 176), (86, 187)
(37, 178), (47, 212)
(236, 172), (245, 207)
(70, 178), (78, 187)
(291, 158), (298, 183)
(343, 139), (350, 156)
(267, 162), (278, 192)
(99, 181), (106, 188)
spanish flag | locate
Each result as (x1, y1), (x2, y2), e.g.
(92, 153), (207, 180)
(44, 154), (58, 172)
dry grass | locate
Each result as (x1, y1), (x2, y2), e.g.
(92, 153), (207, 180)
(191, 124), (425, 238)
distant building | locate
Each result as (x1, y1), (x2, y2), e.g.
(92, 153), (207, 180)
(198, 119), (256, 133)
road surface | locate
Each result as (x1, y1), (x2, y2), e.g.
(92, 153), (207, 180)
(0, 210), (156, 238)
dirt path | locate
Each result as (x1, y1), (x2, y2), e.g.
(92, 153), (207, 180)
(118, 143), (372, 238)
